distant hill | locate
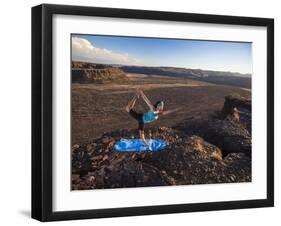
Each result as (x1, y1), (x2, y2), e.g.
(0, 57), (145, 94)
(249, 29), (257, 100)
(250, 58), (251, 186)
(71, 62), (251, 88)
(72, 61), (128, 83)
(120, 66), (251, 88)
(120, 65), (251, 78)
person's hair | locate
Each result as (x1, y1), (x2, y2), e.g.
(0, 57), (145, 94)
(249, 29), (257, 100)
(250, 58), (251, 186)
(154, 101), (164, 110)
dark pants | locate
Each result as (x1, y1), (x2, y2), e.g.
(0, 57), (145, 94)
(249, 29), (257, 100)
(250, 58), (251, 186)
(129, 109), (144, 131)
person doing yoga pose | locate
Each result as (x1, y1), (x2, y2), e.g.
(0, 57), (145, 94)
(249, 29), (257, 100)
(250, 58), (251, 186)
(125, 89), (180, 146)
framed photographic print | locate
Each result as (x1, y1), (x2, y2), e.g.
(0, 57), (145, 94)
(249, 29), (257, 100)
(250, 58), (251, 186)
(32, 4), (274, 221)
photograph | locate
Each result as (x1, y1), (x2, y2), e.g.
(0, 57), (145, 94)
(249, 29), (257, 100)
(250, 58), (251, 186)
(71, 34), (252, 190)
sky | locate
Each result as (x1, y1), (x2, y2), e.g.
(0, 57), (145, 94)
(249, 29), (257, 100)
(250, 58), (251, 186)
(71, 34), (252, 74)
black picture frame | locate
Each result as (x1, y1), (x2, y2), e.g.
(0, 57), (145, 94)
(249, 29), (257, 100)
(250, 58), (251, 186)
(32, 4), (274, 222)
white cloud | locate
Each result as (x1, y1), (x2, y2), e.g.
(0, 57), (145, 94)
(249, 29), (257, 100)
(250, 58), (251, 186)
(72, 37), (142, 65)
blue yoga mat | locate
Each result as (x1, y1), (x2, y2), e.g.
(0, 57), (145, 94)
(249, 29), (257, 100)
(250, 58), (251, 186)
(114, 138), (167, 152)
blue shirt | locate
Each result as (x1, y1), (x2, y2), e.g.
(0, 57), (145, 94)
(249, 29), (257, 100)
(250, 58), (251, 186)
(142, 111), (159, 124)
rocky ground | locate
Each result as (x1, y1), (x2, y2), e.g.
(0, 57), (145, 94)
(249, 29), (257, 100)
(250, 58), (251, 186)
(72, 95), (251, 190)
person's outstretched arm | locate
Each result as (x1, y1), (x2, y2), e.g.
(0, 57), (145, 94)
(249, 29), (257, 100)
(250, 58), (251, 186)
(125, 91), (139, 112)
(140, 90), (155, 111)
(161, 107), (182, 115)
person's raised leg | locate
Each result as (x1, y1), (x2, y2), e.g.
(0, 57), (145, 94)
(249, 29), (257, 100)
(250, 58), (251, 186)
(139, 90), (154, 111)
(125, 90), (140, 112)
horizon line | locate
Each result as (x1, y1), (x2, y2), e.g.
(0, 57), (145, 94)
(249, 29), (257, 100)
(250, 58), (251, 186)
(72, 60), (252, 76)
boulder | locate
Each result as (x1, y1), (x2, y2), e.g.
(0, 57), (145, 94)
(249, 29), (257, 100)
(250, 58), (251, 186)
(221, 95), (251, 118)
(204, 117), (251, 156)
(220, 95), (252, 133)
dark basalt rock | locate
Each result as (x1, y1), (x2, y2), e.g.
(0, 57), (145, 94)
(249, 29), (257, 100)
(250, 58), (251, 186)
(221, 95), (252, 133)
(72, 127), (251, 190)
(204, 117), (251, 157)
(203, 95), (252, 157)
(221, 95), (251, 118)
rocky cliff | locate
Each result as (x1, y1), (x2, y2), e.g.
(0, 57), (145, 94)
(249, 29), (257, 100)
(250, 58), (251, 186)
(72, 61), (128, 83)
(72, 95), (252, 190)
